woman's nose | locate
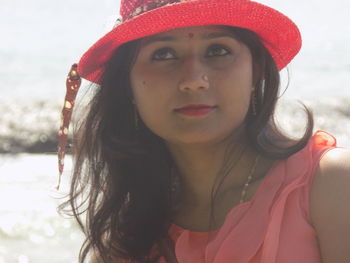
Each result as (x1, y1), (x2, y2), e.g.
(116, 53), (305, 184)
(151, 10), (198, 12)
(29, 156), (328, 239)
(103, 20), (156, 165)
(178, 57), (210, 92)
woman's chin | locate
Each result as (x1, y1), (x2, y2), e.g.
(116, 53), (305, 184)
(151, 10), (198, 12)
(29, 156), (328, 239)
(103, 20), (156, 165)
(162, 130), (235, 147)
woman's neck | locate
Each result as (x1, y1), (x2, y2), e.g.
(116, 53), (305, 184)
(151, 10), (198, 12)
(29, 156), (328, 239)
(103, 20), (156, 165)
(165, 128), (258, 207)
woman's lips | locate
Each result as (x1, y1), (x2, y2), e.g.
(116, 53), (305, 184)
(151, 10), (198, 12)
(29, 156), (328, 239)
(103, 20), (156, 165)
(174, 106), (217, 116)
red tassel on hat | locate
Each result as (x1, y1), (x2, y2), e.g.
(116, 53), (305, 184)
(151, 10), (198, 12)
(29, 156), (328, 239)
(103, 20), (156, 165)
(57, 63), (81, 190)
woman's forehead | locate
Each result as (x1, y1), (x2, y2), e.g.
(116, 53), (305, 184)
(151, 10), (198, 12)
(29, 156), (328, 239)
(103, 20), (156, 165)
(140, 25), (238, 45)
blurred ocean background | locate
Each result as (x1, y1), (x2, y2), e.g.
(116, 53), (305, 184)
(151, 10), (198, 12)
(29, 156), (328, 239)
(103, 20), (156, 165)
(0, 0), (349, 262)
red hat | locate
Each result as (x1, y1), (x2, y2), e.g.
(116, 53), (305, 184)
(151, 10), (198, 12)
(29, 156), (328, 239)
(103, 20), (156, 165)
(57, 0), (302, 188)
(78, 0), (302, 84)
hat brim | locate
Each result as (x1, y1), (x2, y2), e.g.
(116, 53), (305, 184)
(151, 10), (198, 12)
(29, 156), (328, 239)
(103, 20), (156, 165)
(78, 0), (301, 84)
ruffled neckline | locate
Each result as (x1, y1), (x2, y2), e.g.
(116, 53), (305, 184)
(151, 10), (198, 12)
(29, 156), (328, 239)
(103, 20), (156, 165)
(169, 156), (282, 236)
(165, 130), (337, 263)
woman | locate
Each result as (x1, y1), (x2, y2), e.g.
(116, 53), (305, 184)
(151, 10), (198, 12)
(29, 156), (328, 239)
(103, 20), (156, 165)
(58, 0), (350, 262)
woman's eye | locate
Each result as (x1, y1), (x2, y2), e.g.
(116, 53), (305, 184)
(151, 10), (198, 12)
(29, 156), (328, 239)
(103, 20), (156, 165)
(151, 48), (176, 61)
(207, 45), (231, 57)
(150, 45), (231, 61)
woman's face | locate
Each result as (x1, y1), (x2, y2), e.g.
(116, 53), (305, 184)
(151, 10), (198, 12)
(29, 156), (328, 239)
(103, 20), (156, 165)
(130, 25), (254, 145)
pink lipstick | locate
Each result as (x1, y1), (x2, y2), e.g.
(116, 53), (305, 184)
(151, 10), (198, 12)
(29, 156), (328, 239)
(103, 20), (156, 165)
(174, 104), (216, 117)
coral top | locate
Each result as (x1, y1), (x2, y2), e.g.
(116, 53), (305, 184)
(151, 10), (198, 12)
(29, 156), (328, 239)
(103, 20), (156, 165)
(158, 130), (337, 263)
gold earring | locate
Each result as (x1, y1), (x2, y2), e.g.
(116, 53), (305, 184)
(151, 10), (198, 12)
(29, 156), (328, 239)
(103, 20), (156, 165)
(251, 88), (257, 116)
(134, 105), (139, 130)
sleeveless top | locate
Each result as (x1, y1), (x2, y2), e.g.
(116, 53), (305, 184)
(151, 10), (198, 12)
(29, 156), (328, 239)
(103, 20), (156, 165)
(122, 130), (338, 263)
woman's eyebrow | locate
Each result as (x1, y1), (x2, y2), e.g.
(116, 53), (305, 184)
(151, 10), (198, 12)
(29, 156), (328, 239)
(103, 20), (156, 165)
(141, 32), (238, 47)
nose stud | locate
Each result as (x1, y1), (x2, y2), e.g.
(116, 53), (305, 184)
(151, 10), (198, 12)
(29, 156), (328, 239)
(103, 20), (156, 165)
(179, 75), (209, 91)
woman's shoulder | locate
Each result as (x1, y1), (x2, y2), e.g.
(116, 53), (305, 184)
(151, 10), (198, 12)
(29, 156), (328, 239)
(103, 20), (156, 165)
(89, 253), (102, 263)
(309, 146), (350, 262)
(310, 146), (350, 218)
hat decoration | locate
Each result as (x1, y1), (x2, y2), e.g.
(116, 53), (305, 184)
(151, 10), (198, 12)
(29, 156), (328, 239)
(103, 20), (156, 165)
(57, 64), (81, 190)
(123, 0), (188, 21)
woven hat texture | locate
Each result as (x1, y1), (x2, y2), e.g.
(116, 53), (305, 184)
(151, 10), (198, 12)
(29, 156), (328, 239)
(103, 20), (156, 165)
(78, 0), (301, 84)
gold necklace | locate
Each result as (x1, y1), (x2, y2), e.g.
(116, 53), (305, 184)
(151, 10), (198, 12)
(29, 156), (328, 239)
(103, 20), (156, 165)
(239, 155), (260, 203)
(170, 154), (261, 204)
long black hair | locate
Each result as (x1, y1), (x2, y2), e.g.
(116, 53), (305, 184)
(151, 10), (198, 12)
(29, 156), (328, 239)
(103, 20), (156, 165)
(59, 25), (313, 263)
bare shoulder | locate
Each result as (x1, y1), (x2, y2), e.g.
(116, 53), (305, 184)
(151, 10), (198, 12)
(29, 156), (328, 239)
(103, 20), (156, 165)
(310, 147), (350, 263)
(89, 252), (103, 263)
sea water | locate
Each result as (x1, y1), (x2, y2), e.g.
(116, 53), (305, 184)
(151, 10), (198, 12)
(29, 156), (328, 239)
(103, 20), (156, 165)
(0, 155), (83, 263)
(0, 0), (349, 262)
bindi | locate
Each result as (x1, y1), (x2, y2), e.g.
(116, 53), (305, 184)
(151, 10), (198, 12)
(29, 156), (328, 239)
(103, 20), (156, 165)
(187, 33), (194, 39)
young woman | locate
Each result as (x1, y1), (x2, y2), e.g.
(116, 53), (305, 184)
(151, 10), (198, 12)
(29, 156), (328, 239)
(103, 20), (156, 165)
(58, 0), (350, 262)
